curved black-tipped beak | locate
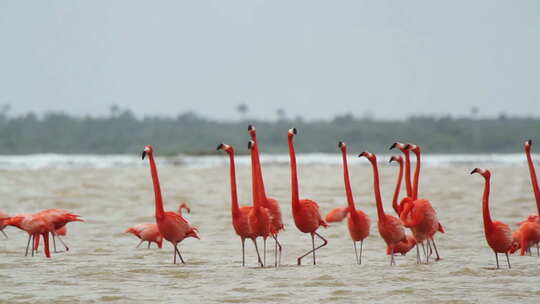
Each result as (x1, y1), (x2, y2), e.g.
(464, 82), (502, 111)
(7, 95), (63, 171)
(527, 139), (532, 145)
(248, 140), (254, 150)
(470, 168), (478, 175)
(389, 143), (397, 150)
(248, 125), (254, 131)
(359, 152), (367, 158)
(338, 141), (344, 148)
(142, 151), (147, 160)
(292, 128), (297, 135)
(216, 143), (224, 151)
(389, 157), (394, 163)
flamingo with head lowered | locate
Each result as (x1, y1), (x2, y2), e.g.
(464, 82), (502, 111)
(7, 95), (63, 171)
(142, 145), (200, 264)
(248, 125), (283, 266)
(360, 151), (406, 266)
(471, 168), (513, 269)
(288, 128), (328, 265)
(338, 141), (370, 264)
(217, 143), (264, 267)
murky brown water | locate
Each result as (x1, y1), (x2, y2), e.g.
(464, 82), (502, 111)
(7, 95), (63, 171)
(1, 163), (539, 303)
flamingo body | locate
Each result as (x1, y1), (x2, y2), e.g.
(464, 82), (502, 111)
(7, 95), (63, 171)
(126, 223), (163, 248)
(324, 207), (348, 223)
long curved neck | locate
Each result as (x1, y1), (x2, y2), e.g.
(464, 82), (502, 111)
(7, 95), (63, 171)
(148, 152), (165, 220)
(252, 134), (268, 200)
(525, 147), (540, 215)
(370, 159), (386, 222)
(482, 175), (493, 232)
(412, 149), (421, 200)
(288, 136), (300, 211)
(341, 148), (357, 214)
(392, 161), (404, 215)
(403, 150), (413, 197)
(227, 150), (240, 215)
(250, 145), (262, 211)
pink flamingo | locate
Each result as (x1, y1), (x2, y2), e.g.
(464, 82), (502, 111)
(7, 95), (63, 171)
(471, 168), (513, 268)
(217, 143), (264, 267)
(520, 139), (540, 254)
(142, 145), (200, 264)
(125, 223), (163, 248)
(4, 213), (53, 258)
(360, 151), (406, 266)
(324, 207), (349, 223)
(248, 125), (284, 266)
(37, 208), (83, 253)
(288, 128), (328, 265)
(338, 141), (370, 264)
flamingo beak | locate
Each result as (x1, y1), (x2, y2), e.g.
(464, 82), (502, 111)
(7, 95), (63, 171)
(142, 151), (147, 160)
(389, 143), (397, 150)
(338, 141), (344, 148)
(470, 168), (479, 175)
(216, 143), (224, 151)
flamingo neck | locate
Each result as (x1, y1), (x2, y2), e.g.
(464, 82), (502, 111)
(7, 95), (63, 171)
(148, 152), (165, 220)
(482, 175), (493, 232)
(288, 137), (300, 211)
(370, 159), (386, 223)
(250, 144), (262, 212)
(227, 150), (240, 216)
(341, 148), (357, 214)
(253, 135), (268, 201)
(392, 162), (404, 215)
(403, 150), (413, 197)
(412, 149), (421, 200)
(526, 148), (540, 215)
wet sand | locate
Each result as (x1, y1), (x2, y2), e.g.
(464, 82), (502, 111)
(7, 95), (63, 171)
(1, 163), (539, 303)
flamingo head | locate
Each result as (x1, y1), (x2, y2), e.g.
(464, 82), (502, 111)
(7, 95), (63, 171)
(125, 227), (137, 235)
(142, 145), (153, 160)
(390, 142), (410, 153)
(389, 155), (403, 164)
(524, 139), (532, 152)
(359, 151), (376, 163)
(178, 202), (191, 214)
(248, 140), (256, 150)
(216, 143), (234, 154)
(517, 214), (539, 226)
(248, 125), (257, 140)
(338, 141), (346, 150)
(470, 168), (491, 179)
(288, 128), (297, 138)
(4, 216), (23, 229)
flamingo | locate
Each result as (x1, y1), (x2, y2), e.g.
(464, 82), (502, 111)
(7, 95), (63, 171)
(4, 213), (53, 258)
(287, 128), (328, 265)
(324, 207), (349, 223)
(471, 168), (513, 269)
(399, 144), (444, 263)
(248, 125), (283, 266)
(247, 140), (272, 267)
(0, 210), (9, 239)
(387, 155), (416, 257)
(142, 145), (200, 264)
(518, 139), (540, 254)
(125, 223), (163, 248)
(359, 151), (406, 266)
(338, 141), (370, 264)
(217, 143), (264, 267)
(37, 209), (83, 253)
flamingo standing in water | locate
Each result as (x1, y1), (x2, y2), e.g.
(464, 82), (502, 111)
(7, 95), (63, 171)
(248, 125), (283, 266)
(471, 168), (513, 269)
(338, 141), (370, 264)
(4, 213), (53, 258)
(324, 207), (349, 223)
(0, 210), (9, 239)
(288, 128), (328, 265)
(387, 156), (416, 256)
(247, 140), (272, 267)
(37, 209), (83, 253)
(217, 143), (264, 267)
(125, 223), (163, 248)
(142, 145), (200, 264)
(360, 151), (406, 266)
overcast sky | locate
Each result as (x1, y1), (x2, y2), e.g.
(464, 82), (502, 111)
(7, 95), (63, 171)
(1, 1), (539, 120)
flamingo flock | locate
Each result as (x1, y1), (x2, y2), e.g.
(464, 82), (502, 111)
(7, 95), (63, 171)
(1, 127), (539, 270)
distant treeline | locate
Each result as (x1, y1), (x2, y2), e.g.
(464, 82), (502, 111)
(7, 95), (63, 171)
(0, 108), (538, 155)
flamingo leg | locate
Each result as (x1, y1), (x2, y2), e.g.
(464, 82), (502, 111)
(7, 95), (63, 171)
(421, 242), (428, 264)
(272, 235), (282, 267)
(537, 243), (539, 256)
(147, 241), (151, 249)
(494, 252), (499, 269)
(415, 244), (421, 264)
(25, 234), (32, 256)
(312, 233), (316, 264)
(174, 245), (185, 264)
(431, 239), (441, 261)
(31, 235), (35, 257)
(390, 246), (396, 266)
(296, 232), (328, 266)
(505, 252), (511, 269)
(359, 240), (364, 265)
(42, 232), (51, 258)
(136, 239), (144, 248)
(251, 238), (264, 267)
(1, 229), (7, 239)
(353, 241), (359, 264)
(52, 233), (58, 253)
(241, 238), (246, 267)
(263, 237), (267, 267)
(57, 236), (69, 251)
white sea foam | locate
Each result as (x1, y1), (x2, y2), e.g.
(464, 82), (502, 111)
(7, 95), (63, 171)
(0, 153), (535, 169)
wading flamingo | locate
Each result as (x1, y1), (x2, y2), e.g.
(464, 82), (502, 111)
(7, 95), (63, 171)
(360, 151), (406, 266)
(142, 145), (200, 264)
(5, 213), (53, 258)
(248, 125), (283, 266)
(471, 168), (513, 269)
(125, 223), (163, 248)
(248, 140), (272, 267)
(324, 207), (349, 223)
(338, 141), (370, 264)
(517, 140), (540, 254)
(217, 143), (264, 267)
(0, 210), (9, 239)
(37, 209), (83, 253)
(288, 128), (328, 265)
(387, 156), (416, 257)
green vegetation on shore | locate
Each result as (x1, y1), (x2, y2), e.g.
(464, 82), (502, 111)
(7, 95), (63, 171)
(0, 107), (538, 155)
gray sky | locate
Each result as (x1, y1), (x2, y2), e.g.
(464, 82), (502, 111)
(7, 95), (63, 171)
(1, 0), (539, 120)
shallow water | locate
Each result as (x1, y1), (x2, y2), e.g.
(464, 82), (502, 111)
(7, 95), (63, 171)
(1, 162), (539, 303)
